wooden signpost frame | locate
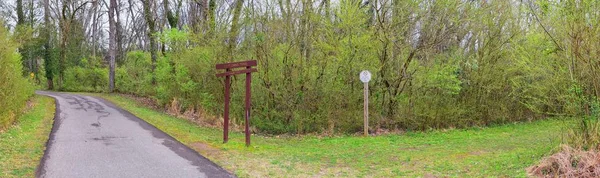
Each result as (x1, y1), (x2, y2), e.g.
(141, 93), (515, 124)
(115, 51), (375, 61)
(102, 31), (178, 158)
(216, 60), (257, 146)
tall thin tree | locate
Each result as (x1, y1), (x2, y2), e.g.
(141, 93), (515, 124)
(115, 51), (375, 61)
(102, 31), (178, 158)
(227, 0), (244, 61)
(108, 0), (117, 92)
(44, 0), (53, 89)
(143, 0), (158, 83)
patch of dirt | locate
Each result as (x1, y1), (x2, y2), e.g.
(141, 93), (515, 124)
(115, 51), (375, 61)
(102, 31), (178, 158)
(351, 127), (407, 137)
(528, 145), (600, 178)
(423, 173), (439, 178)
(117, 93), (161, 110)
(190, 142), (223, 158)
(469, 150), (487, 156)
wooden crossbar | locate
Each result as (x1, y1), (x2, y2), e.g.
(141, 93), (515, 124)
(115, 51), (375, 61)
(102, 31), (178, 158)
(215, 68), (257, 77)
(215, 60), (257, 69)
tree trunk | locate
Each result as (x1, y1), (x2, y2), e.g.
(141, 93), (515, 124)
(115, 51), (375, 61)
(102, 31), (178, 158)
(91, 0), (98, 57)
(16, 0), (25, 25)
(109, 0), (117, 92)
(164, 0), (179, 28)
(116, 0), (124, 62)
(208, 0), (216, 34)
(227, 0), (244, 61)
(58, 1), (68, 89)
(28, 0), (36, 79)
(16, 0), (28, 75)
(44, 0), (53, 90)
(143, 0), (158, 83)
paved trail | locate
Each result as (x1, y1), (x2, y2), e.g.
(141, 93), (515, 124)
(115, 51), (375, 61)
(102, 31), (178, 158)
(36, 91), (234, 178)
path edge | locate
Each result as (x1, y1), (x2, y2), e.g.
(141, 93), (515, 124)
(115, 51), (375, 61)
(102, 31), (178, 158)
(91, 95), (237, 178)
(35, 91), (61, 178)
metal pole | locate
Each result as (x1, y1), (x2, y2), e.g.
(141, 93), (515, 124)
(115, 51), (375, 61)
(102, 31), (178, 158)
(245, 67), (252, 146)
(223, 70), (231, 143)
(364, 82), (369, 136)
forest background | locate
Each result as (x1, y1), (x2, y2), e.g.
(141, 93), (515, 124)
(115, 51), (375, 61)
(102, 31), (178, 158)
(2, 0), (600, 136)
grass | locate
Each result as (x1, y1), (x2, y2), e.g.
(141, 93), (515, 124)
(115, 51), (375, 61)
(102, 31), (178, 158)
(0, 95), (55, 177)
(90, 93), (575, 177)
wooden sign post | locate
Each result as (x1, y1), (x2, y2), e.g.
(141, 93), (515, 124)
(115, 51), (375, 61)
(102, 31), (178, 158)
(216, 60), (257, 146)
(360, 70), (372, 136)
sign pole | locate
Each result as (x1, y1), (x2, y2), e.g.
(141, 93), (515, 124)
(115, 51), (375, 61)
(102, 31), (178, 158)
(245, 66), (252, 146)
(224, 69), (231, 143)
(216, 60), (257, 146)
(359, 70), (372, 136)
(364, 82), (369, 136)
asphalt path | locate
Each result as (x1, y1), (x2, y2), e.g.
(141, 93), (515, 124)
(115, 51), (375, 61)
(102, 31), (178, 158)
(36, 91), (234, 178)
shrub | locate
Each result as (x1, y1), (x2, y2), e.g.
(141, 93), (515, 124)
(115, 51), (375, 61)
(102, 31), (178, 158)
(116, 51), (154, 96)
(566, 98), (600, 150)
(62, 66), (108, 92)
(155, 46), (217, 113)
(0, 22), (34, 130)
(403, 54), (464, 130)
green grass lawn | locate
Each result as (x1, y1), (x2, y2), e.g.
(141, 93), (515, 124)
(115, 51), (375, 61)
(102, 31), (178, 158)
(91, 93), (574, 177)
(0, 95), (55, 177)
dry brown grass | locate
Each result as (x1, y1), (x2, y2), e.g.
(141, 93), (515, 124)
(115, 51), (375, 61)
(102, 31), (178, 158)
(528, 145), (600, 178)
(115, 93), (161, 110)
(115, 94), (241, 130)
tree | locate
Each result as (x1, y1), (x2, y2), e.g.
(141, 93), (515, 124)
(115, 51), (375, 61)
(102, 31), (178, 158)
(163, 0), (182, 29)
(143, 0), (158, 83)
(226, 0), (244, 61)
(108, 0), (116, 92)
(16, 0), (25, 25)
(13, 0), (600, 134)
(43, 0), (54, 89)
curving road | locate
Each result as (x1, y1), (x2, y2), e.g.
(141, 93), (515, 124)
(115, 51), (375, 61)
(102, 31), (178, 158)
(36, 91), (234, 178)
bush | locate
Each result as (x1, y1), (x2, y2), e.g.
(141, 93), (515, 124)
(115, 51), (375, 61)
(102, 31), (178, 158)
(116, 51), (154, 96)
(566, 98), (600, 150)
(568, 117), (600, 150)
(0, 23), (34, 130)
(62, 66), (108, 92)
(109, 2), (584, 135)
(401, 54), (464, 130)
(155, 46), (217, 112)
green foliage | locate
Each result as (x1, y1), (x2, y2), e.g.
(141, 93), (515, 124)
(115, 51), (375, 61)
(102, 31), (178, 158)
(155, 56), (176, 105)
(62, 66), (108, 92)
(568, 116), (600, 151)
(104, 0), (585, 135)
(59, 0), (600, 136)
(0, 23), (34, 130)
(404, 54), (464, 129)
(154, 44), (218, 112)
(508, 33), (575, 116)
(96, 93), (574, 177)
(161, 28), (189, 53)
(567, 97), (600, 150)
(116, 51), (154, 96)
(0, 96), (54, 177)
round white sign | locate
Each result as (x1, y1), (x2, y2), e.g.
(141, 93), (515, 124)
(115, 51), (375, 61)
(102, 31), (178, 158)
(360, 70), (372, 83)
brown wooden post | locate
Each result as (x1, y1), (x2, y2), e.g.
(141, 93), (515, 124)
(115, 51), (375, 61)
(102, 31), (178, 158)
(224, 69), (231, 143)
(245, 66), (252, 146)
(216, 60), (256, 146)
